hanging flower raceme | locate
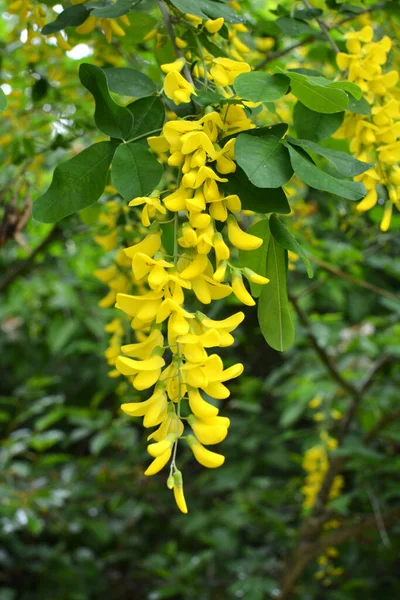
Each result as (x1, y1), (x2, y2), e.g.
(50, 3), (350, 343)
(93, 199), (151, 379)
(301, 400), (345, 587)
(336, 25), (400, 231)
(112, 49), (270, 512)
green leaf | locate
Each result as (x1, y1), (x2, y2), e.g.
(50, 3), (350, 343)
(31, 78), (49, 103)
(160, 221), (175, 257)
(279, 399), (308, 428)
(32, 141), (117, 223)
(348, 95), (371, 115)
(79, 203), (102, 226)
(245, 123), (289, 139)
(90, 431), (112, 454)
(280, 70), (349, 113)
(286, 136), (372, 177)
(236, 133), (293, 189)
(126, 96), (165, 139)
(221, 168), (291, 214)
(30, 430), (65, 451)
(239, 219), (271, 298)
(0, 87), (8, 111)
(195, 88), (224, 107)
(258, 241), (294, 352)
(234, 73), (289, 103)
(41, 5), (90, 34)
(111, 142), (163, 199)
(293, 102), (344, 142)
(222, 123), (288, 145)
(169, 0), (243, 23)
(79, 63), (134, 139)
(269, 214), (313, 278)
(276, 16), (314, 36)
(199, 32), (230, 59)
(285, 143), (367, 201)
(294, 7), (322, 18)
(125, 12), (157, 43)
(91, 0), (142, 17)
(289, 70), (362, 100)
(328, 81), (362, 99)
(104, 68), (157, 97)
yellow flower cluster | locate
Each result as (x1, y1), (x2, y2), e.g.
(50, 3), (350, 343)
(161, 54), (251, 106)
(314, 548), (344, 587)
(301, 440), (343, 510)
(178, 10), (275, 67)
(93, 200), (136, 378)
(336, 26), (400, 231)
(71, 0), (131, 45)
(6, 0), (46, 30)
(302, 396), (345, 586)
(302, 440), (344, 585)
(112, 56), (271, 512)
(6, 0), (131, 52)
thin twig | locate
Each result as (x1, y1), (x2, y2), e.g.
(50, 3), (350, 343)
(302, 0), (340, 53)
(289, 294), (358, 398)
(330, 2), (387, 29)
(363, 406), (400, 444)
(0, 226), (63, 294)
(255, 38), (313, 70)
(367, 487), (391, 548)
(310, 255), (400, 304)
(338, 353), (391, 441)
(292, 279), (325, 300)
(255, 2), (386, 69)
(278, 507), (400, 600)
(279, 295), (393, 598)
(156, 0), (194, 85)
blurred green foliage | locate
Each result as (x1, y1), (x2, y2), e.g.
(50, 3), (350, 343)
(1, 0), (400, 598)
(1, 197), (399, 598)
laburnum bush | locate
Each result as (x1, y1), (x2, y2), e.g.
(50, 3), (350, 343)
(1, 0), (400, 598)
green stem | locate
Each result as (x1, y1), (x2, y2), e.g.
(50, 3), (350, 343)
(195, 35), (208, 85)
(156, 0), (194, 86)
(125, 128), (163, 144)
(170, 211), (182, 474)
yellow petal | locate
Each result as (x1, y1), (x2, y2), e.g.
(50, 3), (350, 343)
(144, 447), (172, 476)
(187, 435), (225, 468)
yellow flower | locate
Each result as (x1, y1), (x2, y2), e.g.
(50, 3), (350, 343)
(187, 388), (219, 418)
(171, 470), (188, 514)
(256, 37), (275, 52)
(220, 104), (254, 134)
(205, 18), (224, 34)
(188, 414), (230, 445)
(309, 396), (322, 409)
(124, 231), (162, 260)
(161, 57), (186, 74)
(186, 435), (225, 468)
(210, 57), (251, 87)
(116, 355), (165, 390)
(331, 409), (343, 420)
(232, 271), (255, 306)
(94, 231), (118, 251)
(227, 216), (263, 250)
(129, 196), (166, 227)
(121, 388), (168, 427)
(121, 329), (164, 359)
(314, 412), (325, 422)
(164, 70), (196, 105)
(148, 433), (177, 457)
(243, 268), (269, 286)
(215, 139), (236, 174)
(144, 447), (172, 476)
